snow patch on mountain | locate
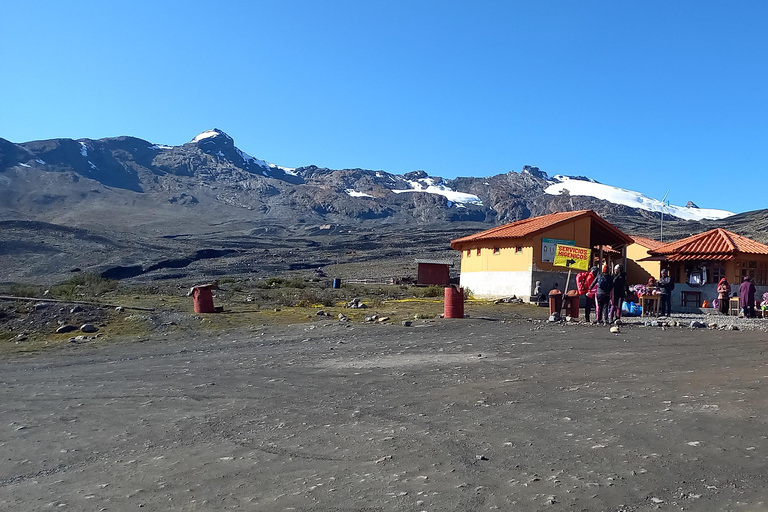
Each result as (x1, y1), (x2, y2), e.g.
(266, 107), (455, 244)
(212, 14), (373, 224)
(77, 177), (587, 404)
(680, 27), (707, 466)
(545, 177), (734, 221)
(191, 130), (223, 143)
(345, 189), (374, 198)
(236, 148), (268, 169)
(392, 178), (483, 206)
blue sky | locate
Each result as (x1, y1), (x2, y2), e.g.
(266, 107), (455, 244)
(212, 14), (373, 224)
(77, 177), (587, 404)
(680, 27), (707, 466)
(2, 1), (766, 213)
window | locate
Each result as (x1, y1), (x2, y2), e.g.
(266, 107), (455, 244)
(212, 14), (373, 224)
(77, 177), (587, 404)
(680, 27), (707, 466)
(711, 265), (725, 284)
(493, 247), (500, 254)
(515, 246), (523, 254)
(476, 248), (481, 256)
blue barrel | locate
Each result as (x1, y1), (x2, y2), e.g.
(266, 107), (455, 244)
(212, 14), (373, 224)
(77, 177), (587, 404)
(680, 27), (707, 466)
(332, 278), (341, 289)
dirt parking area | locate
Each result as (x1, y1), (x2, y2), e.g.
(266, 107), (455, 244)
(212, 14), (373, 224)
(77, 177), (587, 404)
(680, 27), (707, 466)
(2, 313), (768, 511)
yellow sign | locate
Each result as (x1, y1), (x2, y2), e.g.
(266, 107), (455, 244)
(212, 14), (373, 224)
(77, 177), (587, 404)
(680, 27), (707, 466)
(553, 244), (591, 271)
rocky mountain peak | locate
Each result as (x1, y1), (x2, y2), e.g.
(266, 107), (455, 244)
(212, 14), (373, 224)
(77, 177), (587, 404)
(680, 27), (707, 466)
(521, 165), (548, 180)
(189, 129), (233, 145)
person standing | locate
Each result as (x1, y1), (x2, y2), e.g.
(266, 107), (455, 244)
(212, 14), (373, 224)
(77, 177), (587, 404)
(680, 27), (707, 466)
(740, 276), (756, 318)
(577, 266), (598, 322)
(611, 264), (628, 322)
(595, 267), (614, 324)
(717, 278), (731, 315)
(658, 269), (675, 316)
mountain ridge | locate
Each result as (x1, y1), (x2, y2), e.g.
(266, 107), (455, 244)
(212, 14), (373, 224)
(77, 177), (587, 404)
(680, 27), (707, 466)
(2, 129), (765, 283)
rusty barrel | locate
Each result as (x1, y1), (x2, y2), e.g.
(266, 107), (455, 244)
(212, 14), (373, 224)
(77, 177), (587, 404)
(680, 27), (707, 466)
(548, 289), (563, 315)
(444, 286), (465, 319)
(564, 290), (579, 318)
(192, 286), (216, 313)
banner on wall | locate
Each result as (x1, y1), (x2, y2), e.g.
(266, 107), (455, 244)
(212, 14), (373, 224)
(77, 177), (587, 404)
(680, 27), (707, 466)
(541, 238), (575, 263)
(553, 244), (592, 271)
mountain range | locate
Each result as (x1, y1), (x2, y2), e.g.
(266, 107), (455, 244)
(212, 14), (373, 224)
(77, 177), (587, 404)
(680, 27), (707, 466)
(1, 129), (765, 283)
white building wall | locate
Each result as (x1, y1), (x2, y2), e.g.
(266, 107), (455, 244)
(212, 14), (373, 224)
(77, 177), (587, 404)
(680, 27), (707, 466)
(459, 270), (533, 299)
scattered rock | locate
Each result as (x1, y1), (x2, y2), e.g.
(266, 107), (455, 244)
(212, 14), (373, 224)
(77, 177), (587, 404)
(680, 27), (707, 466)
(56, 325), (78, 334)
(377, 316), (390, 323)
(338, 313), (349, 322)
(609, 326), (620, 334)
(115, 306), (124, 312)
(708, 322), (718, 329)
(548, 313), (561, 322)
(80, 324), (99, 333)
(70, 306), (84, 313)
(728, 324), (739, 331)
(475, 454), (489, 461)
(33, 302), (49, 310)
(689, 320), (707, 329)
(346, 298), (367, 309)
(365, 315), (378, 322)
(401, 320), (412, 327)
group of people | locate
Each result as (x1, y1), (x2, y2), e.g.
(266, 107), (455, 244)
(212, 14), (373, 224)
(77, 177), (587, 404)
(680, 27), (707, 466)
(716, 275), (758, 317)
(576, 264), (675, 323)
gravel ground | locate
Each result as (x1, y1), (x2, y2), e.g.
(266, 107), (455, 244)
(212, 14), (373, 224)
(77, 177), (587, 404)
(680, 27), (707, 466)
(2, 310), (768, 511)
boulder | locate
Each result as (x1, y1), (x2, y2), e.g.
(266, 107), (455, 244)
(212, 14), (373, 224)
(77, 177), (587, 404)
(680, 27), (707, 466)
(80, 323), (99, 333)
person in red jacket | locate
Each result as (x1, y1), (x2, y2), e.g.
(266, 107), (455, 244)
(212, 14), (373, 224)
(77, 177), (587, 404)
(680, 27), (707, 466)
(577, 266), (598, 322)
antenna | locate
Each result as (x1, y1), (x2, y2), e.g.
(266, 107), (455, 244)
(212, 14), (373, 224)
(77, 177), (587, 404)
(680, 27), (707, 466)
(660, 190), (669, 242)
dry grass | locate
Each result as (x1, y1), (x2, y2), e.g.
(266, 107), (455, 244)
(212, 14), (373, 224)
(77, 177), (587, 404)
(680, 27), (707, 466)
(0, 276), (548, 356)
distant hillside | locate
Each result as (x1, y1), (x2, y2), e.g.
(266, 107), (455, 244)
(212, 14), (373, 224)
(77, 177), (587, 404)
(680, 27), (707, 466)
(1, 129), (764, 283)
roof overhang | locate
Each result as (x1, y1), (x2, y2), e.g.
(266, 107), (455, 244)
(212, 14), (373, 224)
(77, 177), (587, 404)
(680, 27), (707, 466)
(415, 259), (454, 266)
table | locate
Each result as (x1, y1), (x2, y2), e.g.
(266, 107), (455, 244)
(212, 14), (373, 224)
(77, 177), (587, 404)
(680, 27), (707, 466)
(729, 297), (740, 316)
(639, 295), (660, 317)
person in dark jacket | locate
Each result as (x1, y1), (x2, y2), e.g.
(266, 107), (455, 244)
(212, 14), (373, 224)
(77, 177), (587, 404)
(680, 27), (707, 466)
(658, 269), (674, 316)
(594, 269), (613, 324)
(610, 264), (628, 322)
(740, 276), (756, 318)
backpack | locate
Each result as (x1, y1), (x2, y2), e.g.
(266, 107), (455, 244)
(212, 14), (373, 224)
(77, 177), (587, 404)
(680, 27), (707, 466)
(576, 272), (589, 294)
(597, 274), (613, 293)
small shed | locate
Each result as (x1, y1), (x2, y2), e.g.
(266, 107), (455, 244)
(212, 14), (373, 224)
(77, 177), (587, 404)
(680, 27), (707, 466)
(415, 259), (453, 286)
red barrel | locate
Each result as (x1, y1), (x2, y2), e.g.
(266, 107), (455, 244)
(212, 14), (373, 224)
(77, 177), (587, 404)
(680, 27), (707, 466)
(548, 289), (563, 315)
(564, 290), (579, 318)
(444, 286), (465, 318)
(192, 287), (216, 313)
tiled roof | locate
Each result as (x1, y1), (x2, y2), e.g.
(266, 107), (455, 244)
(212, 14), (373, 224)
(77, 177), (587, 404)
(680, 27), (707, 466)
(630, 235), (665, 250)
(648, 228), (768, 260)
(450, 210), (631, 248)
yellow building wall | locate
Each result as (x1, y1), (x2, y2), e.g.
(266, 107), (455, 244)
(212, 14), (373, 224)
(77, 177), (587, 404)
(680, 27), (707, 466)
(458, 217), (593, 273)
(625, 243), (660, 285)
(458, 243), (533, 273)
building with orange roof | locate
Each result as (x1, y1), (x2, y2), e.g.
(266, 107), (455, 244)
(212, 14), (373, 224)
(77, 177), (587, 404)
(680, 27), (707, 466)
(450, 210), (632, 300)
(643, 228), (768, 311)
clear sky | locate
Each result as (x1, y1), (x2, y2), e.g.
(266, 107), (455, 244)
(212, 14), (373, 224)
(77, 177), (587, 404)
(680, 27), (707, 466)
(2, 1), (766, 213)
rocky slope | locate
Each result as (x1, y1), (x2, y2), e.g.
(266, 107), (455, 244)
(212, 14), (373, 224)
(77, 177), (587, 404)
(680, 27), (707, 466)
(1, 129), (764, 283)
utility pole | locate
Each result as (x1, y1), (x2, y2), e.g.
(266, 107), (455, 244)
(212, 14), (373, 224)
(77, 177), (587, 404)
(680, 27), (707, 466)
(660, 190), (669, 242)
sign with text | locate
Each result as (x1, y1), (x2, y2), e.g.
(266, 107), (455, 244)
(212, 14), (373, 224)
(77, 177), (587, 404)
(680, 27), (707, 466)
(541, 238), (575, 263)
(553, 244), (591, 271)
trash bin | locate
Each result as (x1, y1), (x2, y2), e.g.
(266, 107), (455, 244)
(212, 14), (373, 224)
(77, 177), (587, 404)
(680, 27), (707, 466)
(444, 286), (465, 318)
(188, 283), (219, 313)
(564, 289), (579, 318)
(548, 289), (563, 315)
